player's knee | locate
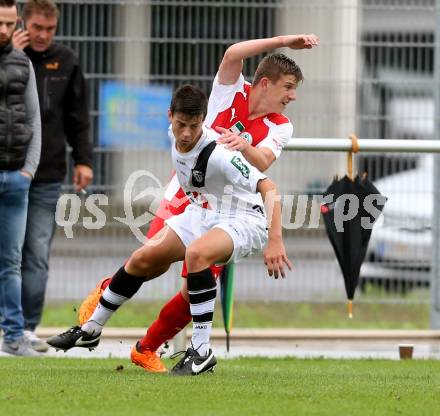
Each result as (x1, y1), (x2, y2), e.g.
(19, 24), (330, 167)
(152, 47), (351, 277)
(185, 245), (209, 272)
(127, 247), (155, 274)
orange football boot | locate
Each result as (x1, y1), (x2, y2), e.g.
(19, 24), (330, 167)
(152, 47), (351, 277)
(131, 343), (168, 373)
(78, 277), (111, 325)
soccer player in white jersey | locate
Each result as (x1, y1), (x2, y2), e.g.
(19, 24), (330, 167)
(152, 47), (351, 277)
(47, 85), (291, 375)
(76, 34), (318, 373)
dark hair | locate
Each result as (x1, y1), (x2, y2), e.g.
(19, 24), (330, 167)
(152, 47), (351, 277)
(23, 0), (59, 20)
(253, 53), (303, 86)
(0, 0), (16, 7)
(170, 84), (207, 119)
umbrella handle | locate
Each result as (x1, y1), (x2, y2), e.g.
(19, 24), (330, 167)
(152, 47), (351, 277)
(347, 134), (359, 180)
(348, 300), (353, 319)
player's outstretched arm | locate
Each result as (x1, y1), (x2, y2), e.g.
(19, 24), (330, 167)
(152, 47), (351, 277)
(257, 178), (292, 279)
(218, 34), (319, 85)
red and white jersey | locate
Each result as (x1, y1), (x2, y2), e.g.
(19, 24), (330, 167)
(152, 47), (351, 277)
(205, 73), (293, 159)
(147, 72), (292, 238)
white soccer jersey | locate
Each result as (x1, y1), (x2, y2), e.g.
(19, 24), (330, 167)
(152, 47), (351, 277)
(205, 73), (294, 159)
(169, 126), (267, 221)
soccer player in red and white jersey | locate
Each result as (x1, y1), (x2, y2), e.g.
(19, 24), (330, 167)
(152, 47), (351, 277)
(47, 85), (292, 376)
(77, 34), (318, 373)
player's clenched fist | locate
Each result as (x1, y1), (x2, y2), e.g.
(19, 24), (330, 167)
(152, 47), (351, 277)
(281, 34), (319, 50)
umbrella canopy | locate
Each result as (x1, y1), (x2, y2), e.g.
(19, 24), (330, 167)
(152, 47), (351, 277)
(321, 174), (387, 317)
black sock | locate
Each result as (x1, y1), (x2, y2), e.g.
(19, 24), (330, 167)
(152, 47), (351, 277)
(82, 266), (146, 333)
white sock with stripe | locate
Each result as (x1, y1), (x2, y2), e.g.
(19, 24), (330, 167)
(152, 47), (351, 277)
(81, 266), (145, 335)
(187, 268), (217, 357)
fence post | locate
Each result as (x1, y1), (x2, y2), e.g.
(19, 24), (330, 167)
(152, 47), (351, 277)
(430, 0), (440, 328)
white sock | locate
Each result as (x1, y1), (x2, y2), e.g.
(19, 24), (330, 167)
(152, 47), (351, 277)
(191, 324), (213, 357)
(187, 269), (217, 358)
(81, 287), (129, 334)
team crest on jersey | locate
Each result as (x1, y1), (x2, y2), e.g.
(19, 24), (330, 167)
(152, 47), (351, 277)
(191, 169), (204, 186)
(231, 156), (249, 179)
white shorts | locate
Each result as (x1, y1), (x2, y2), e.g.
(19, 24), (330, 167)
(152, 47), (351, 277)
(165, 204), (267, 263)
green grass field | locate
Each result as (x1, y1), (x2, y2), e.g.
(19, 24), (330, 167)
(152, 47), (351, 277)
(41, 301), (429, 329)
(1, 357), (439, 415)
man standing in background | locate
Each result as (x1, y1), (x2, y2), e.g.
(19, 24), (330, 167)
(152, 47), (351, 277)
(13, 0), (93, 352)
(0, 0), (41, 356)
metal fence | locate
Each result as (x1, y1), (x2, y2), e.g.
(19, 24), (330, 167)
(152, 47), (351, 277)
(27, 0), (437, 304)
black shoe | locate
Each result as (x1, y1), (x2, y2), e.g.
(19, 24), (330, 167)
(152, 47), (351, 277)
(170, 347), (217, 376)
(46, 326), (101, 351)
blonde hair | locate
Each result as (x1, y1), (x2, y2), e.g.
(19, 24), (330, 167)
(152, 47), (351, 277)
(253, 53), (303, 86)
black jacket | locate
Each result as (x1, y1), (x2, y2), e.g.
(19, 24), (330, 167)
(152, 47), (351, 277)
(24, 43), (92, 182)
(0, 42), (32, 170)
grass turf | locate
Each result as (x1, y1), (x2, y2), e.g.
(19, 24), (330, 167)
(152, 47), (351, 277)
(1, 357), (439, 415)
(41, 301), (430, 329)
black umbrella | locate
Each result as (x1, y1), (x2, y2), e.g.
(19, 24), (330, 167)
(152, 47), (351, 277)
(320, 173), (387, 317)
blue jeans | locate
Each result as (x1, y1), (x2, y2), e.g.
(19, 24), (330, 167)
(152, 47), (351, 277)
(0, 170), (31, 343)
(21, 181), (62, 331)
